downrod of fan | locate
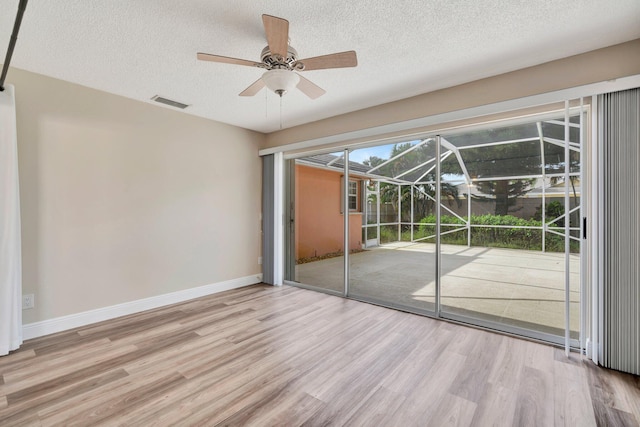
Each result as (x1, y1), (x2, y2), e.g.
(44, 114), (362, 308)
(0, 0), (29, 91)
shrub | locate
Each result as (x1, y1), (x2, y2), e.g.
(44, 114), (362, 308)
(407, 214), (578, 252)
(533, 200), (566, 227)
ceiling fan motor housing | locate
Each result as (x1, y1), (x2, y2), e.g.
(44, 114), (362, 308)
(260, 45), (301, 70)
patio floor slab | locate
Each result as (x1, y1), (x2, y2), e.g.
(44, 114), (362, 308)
(295, 242), (580, 338)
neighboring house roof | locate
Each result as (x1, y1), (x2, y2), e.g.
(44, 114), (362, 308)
(527, 178), (581, 197)
(301, 154), (372, 175)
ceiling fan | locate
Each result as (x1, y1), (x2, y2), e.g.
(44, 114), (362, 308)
(197, 14), (358, 99)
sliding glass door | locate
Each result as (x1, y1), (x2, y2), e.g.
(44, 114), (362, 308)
(283, 103), (585, 347)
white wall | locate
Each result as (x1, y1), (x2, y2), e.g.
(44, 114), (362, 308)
(10, 68), (264, 325)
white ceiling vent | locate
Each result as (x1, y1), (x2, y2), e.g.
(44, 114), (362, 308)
(151, 95), (189, 109)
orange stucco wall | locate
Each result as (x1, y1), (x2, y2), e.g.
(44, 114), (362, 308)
(295, 165), (362, 260)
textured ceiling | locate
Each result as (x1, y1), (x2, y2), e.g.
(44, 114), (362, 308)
(1, 0), (639, 133)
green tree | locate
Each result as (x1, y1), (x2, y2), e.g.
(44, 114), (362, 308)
(363, 141), (436, 178)
(446, 125), (541, 216)
(473, 178), (536, 216)
(364, 140), (464, 223)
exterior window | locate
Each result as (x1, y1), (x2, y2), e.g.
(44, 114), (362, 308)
(348, 181), (358, 211)
(340, 178), (359, 213)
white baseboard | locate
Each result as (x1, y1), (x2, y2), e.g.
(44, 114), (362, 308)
(22, 274), (263, 340)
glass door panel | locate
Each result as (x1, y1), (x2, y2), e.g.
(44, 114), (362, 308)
(438, 110), (582, 343)
(284, 155), (345, 295)
(348, 141), (436, 313)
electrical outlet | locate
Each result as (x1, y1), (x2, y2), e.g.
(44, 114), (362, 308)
(258, 256), (263, 265)
(22, 294), (35, 310)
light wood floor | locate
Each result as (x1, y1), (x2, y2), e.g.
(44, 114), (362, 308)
(1, 284), (638, 426)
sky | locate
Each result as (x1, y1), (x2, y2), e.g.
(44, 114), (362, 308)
(347, 145), (392, 163)
(348, 140), (421, 164)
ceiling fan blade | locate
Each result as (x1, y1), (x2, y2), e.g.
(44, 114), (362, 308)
(295, 51), (358, 71)
(262, 14), (289, 58)
(296, 74), (326, 99)
(197, 53), (261, 68)
(239, 78), (266, 97)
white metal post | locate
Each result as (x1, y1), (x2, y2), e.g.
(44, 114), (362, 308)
(344, 149), (350, 297)
(467, 182), (471, 247)
(542, 179), (546, 252)
(377, 181), (381, 246)
(411, 185), (414, 242)
(538, 121), (547, 253)
(436, 135), (442, 317)
(397, 184), (401, 241)
(564, 101), (571, 356)
(363, 179), (368, 248)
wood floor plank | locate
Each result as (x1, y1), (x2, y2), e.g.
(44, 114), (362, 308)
(513, 366), (555, 427)
(585, 361), (640, 427)
(285, 304), (394, 372)
(1, 369), (129, 426)
(296, 313), (406, 401)
(448, 330), (503, 403)
(553, 361), (597, 426)
(303, 331), (416, 424)
(342, 386), (406, 426)
(0, 284), (636, 426)
(127, 314), (328, 424)
(173, 365), (302, 426)
(205, 371), (308, 426)
(469, 383), (518, 426)
(192, 311), (260, 336)
(427, 393), (477, 427)
(486, 334), (527, 390)
(246, 391), (326, 426)
(391, 349), (468, 422)
(17, 330), (83, 353)
(40, 372), (188, 427)
(120, 352), (298, 425)
(524, 338), (555, 372)
(439, 321), (481, 356)
(382, 321), (451, 396)
(2, 341), (138, 394)
(608, 369), (640, 422)
(2, 411), (40, 427)
(124, 334), (230, 378)
(0, 348), (36, 371)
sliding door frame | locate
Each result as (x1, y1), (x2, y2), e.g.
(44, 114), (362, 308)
(282, 108), (584, 350)
(266, 75), (640, 354)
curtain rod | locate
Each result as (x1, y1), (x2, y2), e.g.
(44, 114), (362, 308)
(0, 0), (29, 91)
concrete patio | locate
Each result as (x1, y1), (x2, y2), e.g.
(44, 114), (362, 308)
(295, 242), (580, 338)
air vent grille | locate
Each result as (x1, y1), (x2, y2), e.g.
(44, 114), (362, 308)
(151, 95), (189, 109)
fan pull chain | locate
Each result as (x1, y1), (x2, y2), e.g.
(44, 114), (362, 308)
(279, 95), (283, 130)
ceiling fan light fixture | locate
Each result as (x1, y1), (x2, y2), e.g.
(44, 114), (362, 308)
(262, 69), (299, 96)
